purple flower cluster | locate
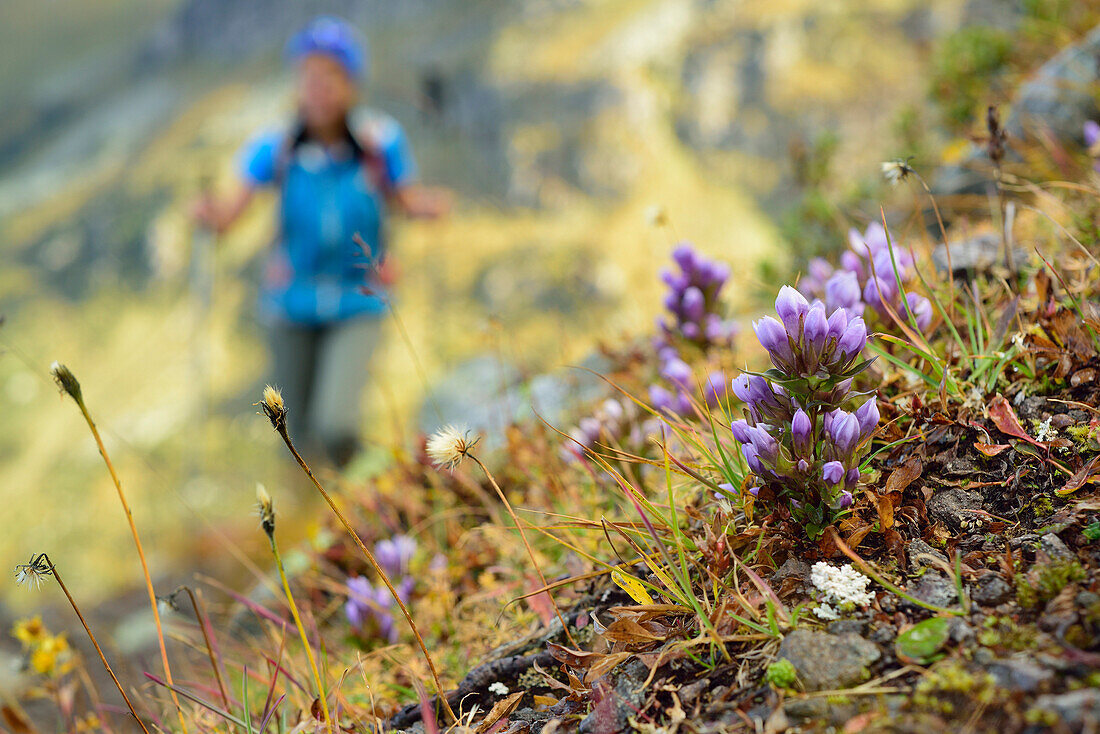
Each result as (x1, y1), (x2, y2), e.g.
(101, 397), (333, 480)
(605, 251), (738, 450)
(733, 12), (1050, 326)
(799, 223), (932, 330)
(753, 286), (867, 379)
(1085, 121), (1100, 172)
(649, 350), (727, 417)
(731, 287), (879, 531)
(657, 243), (738, 350)
(345, 534), (416, 642)
(563, 399), (660, 462)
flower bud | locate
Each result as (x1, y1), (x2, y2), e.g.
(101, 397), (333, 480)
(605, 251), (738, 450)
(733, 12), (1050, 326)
(50, 362), (83, 403)
(791, 409), (812, 456)
(775, 285), (810, 336)
(681, 287), (705, 322)
(824, 271), (862, 312)
(828, 411), (861, 455)
(661, 357), (693, 389)
(906, 292), (933, 331)
(835, 317), (868, 363)
(731, 419), (753, 445)
(649, 384), (675, 413)
(822, 461), (845, 486)
(753, 317), (794, 370)
(855, 398), (880, 439)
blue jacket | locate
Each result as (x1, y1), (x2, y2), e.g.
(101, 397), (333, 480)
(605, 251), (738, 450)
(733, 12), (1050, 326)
(239, 109), (416, 325)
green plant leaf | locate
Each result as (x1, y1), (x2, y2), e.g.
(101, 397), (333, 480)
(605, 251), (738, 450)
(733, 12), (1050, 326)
(895, 617), (951, 664)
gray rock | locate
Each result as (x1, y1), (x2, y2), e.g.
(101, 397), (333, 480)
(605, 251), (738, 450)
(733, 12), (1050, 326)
(907, 539), (948, 574)
(1076, 591), (1100, 608)
(948, 618), (975, 644)
(1030, 689), (1100, 732)
(904, 571), (958, 609)
(932, 233), (1024, 277)
(826, 618), (867, 637)
(1040, 532), (1074, 561)
(1007, 24), (1100, 145)
(987, 657), (1054, 692)
(579, 658), (648, 734)
(927, 488), (984, 532)
(973, 574), (1013, 606)
(771, 558), (810, 585)
(777, 630), (881, 691)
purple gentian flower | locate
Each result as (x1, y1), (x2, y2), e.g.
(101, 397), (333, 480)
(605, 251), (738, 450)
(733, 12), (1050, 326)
(753, 317), (794, 369)
(824, 271), (862, 313)
(791, 409), (812, 456)
(775, 285), (810, 336)
(822, 461), (845, 486)
(906, 292), (933, 330)
(828, 411), (861, 454)
(855, 398), (880, 439)
(661, 357), (693, 388)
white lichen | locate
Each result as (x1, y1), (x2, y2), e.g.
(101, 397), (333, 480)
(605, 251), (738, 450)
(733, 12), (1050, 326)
(1035, 416), (1055, 443)
(810, 562), (875, 614)
(488, 681), (509, 696)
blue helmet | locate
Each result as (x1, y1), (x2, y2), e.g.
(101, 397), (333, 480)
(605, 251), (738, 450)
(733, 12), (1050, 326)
(286, 16), (368, 79)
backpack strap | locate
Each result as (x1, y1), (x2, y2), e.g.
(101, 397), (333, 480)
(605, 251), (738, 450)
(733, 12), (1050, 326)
(272, 115), (394, 198)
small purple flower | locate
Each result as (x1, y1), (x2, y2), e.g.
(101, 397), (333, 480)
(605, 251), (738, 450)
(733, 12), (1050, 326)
(828, 411), (861, 454)
(1085, 120), (1100, 148)
(731, 419), (753, 445)
(753, 317), (794, 370)
(775, 285), (810, 336)
(824, 271), (862, 313)
(906, 292), (933, 330)
(682, 287), (705, 322)
(801, 302), (829, 367)
(672, 243), (697, 272)
(835, 491), (853, 509)
(822, 461), (845, 486)
(649, 384), (676, 412)
(855, 398), (880, 439)
(661, 357), (693, 388)
(835, 317), (868, 362)
(374, 535), (416, 579)
(704, 371), (727, 406)
(845, 467), (861, 487)
(791, 409), (812, 456)
(741, 443), (763, 474)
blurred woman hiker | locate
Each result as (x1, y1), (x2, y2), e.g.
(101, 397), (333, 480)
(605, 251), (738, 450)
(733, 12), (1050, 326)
(193, 16), (450, 466)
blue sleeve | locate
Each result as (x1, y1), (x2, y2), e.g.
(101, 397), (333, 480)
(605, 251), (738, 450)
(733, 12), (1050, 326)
(380, 121), (418, 187)
(237, 130), (283, 187)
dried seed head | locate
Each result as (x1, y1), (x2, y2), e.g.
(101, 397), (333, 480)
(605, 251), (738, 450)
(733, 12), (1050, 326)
(14, 554), (52, 591)
(426, 425), (479, 471)
(258, 385), (287, 431)
(49, 362), (82, 403)
(256, 483), (276, 537)
(881, 158), (914, 186)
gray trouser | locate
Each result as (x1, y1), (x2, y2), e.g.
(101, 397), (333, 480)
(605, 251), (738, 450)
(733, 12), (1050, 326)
(267, 316), (382, 465)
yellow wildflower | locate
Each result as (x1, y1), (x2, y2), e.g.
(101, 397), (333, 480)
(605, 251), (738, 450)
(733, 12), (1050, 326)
(30, 633), (73, 677)
(12, 615), (47, 647)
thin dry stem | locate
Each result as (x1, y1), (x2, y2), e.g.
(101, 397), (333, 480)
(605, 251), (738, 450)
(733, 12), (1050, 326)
(269, 534), (332, 731)
(47, 557), (150, 734)
(72, 400), (188, 733)
(273, 424), (459, 724)
(469, 454), (578, 648)
(175, 586), (231, 711)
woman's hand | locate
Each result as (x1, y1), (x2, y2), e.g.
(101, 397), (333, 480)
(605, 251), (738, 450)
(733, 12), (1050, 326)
(393, 185), (453, 219)
(190, 188), (255, 233)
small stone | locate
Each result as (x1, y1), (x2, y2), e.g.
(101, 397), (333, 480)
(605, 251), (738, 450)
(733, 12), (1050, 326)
(903, 571), (957, 610)
(771, 558), (810, 585)
(1040, 533), (1073, 561)
(974, 647), (994, 665)
(1030, 689), (1100, 730)
(1076, 591), (1100, 608)
(927, 489), (983, 532)
(777, 630), (881, 691)
(987, 657), (1054, 692)
(907, 539), (948, 574)
(678, 677), (709, 706)
(973, 575), (1013, 606)
(826, 618), (867, 636)
(948, 618), (974, 644)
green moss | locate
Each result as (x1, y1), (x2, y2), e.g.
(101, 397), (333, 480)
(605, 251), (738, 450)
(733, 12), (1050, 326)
(764, 659), (799, 690)
(978, 617), (1038, 651)
(931, 27), (1012, 128)
(1083, 521), (1100, 542)
(913, 662), (1000, 715)
(1016, 558), (1087, 609)
(1029, 494), (1055, 519)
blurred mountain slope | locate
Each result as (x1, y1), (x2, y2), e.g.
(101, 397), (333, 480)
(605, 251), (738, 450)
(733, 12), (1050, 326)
(0, 0), (967, 605)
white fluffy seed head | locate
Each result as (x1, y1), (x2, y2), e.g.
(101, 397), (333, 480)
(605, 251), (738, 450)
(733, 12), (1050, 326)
(426, 425), (478, 471)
